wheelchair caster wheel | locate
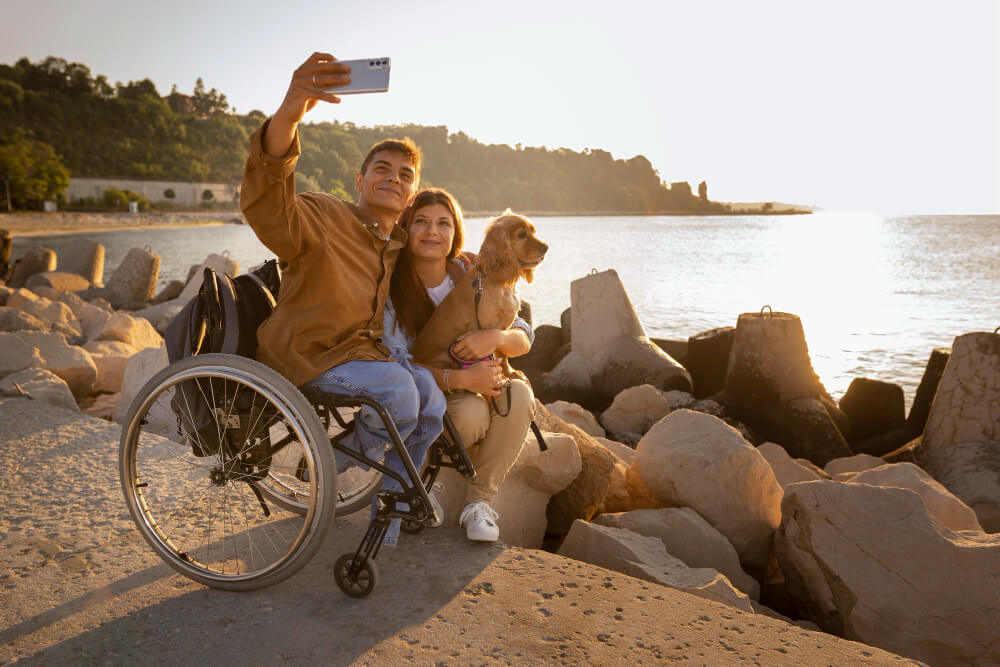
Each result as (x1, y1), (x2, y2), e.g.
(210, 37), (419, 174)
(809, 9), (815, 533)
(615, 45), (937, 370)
(400, 518), (425, 534)
(334, 554), (379, 598)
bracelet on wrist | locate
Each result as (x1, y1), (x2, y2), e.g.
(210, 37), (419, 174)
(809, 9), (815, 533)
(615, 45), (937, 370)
(443, 369), (452, 394)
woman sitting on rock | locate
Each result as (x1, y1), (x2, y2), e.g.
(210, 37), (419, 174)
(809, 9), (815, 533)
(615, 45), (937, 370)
(382, 188), (536, 542)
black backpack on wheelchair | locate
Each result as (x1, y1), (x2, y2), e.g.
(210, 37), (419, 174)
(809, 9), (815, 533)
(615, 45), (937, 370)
(163, 260), (281, 456)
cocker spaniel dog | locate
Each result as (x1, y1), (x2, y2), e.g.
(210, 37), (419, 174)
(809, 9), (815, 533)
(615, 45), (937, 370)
(410, 212), (548, 381)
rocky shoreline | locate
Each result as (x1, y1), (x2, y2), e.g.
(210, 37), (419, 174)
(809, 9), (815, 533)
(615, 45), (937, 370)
(1, 238), (998, 665)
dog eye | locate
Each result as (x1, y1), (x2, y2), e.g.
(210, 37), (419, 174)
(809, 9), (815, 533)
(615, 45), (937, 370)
(517, 230), (527, 239)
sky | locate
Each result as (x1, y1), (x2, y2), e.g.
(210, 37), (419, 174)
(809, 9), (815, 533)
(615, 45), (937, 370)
(2, 0), (997, 214)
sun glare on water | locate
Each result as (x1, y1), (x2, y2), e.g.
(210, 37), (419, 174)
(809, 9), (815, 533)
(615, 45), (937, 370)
(760, 211), (894, 396)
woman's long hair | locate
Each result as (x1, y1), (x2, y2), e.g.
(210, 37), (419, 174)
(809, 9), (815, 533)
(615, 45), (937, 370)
(390, 188), (466, 337)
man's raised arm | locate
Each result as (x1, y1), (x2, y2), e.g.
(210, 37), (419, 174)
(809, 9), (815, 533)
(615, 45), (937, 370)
(240, 53), (351, 259)
(264, 52), (351, 157)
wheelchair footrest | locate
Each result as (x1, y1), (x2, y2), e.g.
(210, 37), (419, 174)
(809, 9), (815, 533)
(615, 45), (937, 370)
(375, 490), (430, 523)
(428, 437), (476, 479)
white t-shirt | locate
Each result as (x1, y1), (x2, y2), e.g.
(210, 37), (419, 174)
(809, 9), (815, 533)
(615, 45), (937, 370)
(425, 274), (456, 307)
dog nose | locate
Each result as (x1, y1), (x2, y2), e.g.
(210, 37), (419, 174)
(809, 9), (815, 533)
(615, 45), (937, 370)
(539, 242), (549, 255)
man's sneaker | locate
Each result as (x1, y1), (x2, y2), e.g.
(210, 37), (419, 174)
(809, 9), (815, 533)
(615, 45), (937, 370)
(427, 482), (444, 528)
(459, 501), (500, 542)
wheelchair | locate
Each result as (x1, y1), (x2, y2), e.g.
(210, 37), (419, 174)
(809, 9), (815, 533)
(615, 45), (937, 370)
(118, 352), (475, 597)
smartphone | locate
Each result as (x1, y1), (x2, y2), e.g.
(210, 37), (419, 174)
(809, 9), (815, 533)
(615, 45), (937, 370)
(326, 57), (391, 95)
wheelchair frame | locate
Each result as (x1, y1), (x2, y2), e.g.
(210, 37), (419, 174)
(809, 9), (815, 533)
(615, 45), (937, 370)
(119, 353), (475, 598)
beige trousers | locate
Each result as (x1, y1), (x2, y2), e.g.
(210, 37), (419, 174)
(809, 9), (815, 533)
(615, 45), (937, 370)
(446, 378), (535, 504)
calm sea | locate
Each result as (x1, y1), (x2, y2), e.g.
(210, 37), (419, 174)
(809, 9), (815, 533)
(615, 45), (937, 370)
(14, 212), (1000, 407)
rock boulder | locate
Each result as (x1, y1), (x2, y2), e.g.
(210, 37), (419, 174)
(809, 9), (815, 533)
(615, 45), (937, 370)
(594, 508), (760, 599)
(636, 409), (783, 573)
(776, 480), (1000, 665)
(11, 331), (96, 399)
(0, 367), (78, 412)
(431, 430), (581, 548)
(557, 520), (753, 613)
(544, 400), (605, 437)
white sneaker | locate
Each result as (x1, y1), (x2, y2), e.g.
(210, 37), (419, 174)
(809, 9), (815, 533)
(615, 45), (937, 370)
(459, 501), (500, 542)
(427, 482), (444, 528)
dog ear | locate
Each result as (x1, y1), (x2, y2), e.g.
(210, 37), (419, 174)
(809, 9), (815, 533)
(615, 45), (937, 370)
(480, 222), (520, 284)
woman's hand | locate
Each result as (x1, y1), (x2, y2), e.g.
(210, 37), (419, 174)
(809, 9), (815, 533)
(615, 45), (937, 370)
(454, 359), (505, 397)
(452, 329), (502, 361)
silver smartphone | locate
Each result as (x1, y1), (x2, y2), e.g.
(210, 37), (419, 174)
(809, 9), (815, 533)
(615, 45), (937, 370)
(326, 57), (391, 94)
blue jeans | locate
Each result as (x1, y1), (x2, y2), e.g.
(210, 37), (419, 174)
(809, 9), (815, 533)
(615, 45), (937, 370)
(303, 356), (445, 545)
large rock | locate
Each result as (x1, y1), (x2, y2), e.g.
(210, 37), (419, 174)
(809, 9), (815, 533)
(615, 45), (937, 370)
(599, 384), (687, 437)
(0, 305), (82, 343)
(58, 238), (104, 285)
(594, 508), (760, 599)
(757, 442), (827, 489)
(16, 297), (82, 336)
(0, 332), (44, 376)
(823, 453), (885, 478)
(113, 345), (170, 431)
(686, 326), (736, 398)
(11, 331), (96, 399)
(542, 270), (691, 411)
(720, 311), (852, 466)
(918, 332), (1000, 532)
(431, 431), (581, 548)
(95, 312), (163, 351)
(544, 400), (605, 437)
(557, 520), (753, 613)
(849, 462), (982, 532)
(76, 303), (113, 341)
(535, 401), (617, 535)
(9, 246), (56, 288)
(636, 409), (782, 573)
(25, 271), (92, 292)
(6, 287), (38, 308)
(597, 439), (661, 515)
(84, 340), (138, 394)
(775, 480), (1000, 665)
(0, 367), (78, 412)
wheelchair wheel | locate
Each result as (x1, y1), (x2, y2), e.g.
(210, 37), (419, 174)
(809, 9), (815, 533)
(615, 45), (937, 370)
(334, 553), (379, 598)
(256, 432), (383, 518)
(119, 353), (337, 591)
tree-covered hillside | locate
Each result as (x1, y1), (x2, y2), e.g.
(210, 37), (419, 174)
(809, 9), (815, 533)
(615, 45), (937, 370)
(0, 56), (729, 213)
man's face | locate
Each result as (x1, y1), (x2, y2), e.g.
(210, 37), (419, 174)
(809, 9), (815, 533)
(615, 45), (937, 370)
(355, 150), (417, 215)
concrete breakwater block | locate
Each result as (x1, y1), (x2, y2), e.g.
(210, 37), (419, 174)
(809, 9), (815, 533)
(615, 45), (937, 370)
(542, 270), (690, 411)
(9, 246), (56, 288)
(25, 271), (92, 292)
(838, 377), (905, 444)
(918, 331), (1000, 532)
(59, 238), (105, 285)
(80, 247), (161, 309)
(720, 311), (852, 466)
(686, 325), (735, 398)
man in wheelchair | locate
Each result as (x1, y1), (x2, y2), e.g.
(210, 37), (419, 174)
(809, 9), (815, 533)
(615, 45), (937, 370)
(240, 52), (448, 550)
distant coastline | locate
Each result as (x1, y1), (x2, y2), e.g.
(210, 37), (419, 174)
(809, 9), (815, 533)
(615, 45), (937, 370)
(1, 205), (812, 237)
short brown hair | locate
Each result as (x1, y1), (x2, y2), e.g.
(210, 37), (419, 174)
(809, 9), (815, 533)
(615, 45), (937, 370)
(360, 138), (422, 179)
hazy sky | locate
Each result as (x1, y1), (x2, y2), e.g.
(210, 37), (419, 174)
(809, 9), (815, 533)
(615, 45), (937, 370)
(2, 0), (997, 213)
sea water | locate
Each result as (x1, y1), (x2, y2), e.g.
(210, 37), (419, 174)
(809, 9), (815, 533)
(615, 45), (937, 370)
(14, 212), (1000, 406)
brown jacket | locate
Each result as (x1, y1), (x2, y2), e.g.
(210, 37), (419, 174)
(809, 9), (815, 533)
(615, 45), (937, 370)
(240, 121), (406, 386)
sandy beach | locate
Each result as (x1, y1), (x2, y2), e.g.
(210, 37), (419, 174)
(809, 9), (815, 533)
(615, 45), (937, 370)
(0, 212), (239, 237)
(0, 395), (914, 665)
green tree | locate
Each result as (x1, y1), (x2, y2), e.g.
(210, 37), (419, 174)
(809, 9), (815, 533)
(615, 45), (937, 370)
(202, 188), (214, 202)
(0, 131), (70, 206)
